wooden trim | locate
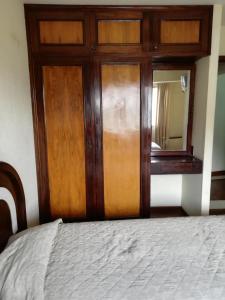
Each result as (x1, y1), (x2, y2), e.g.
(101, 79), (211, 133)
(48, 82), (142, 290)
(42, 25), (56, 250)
(219, 56), (225, 63)
(33, 63), (51, 224)
(92, 58), (104, 220)
(0, 162), (27, 232)
(210, 209), (225, 216)
(0, 200), (13, 253)
(24, 4), (213, 11)
(83, 62), (97, 220)
(140, 59), (152, 217)
(212, 171), (225, 177)
(151, 62), (195, 157)
(151, 206), (188, 218)
(151, 155), (202, 175)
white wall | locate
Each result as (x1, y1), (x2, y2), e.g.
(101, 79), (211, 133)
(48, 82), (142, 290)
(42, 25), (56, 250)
(212, 70), (225, 171)
(220, 25), (225, 55)
(151, 175), (182, 207)
(0, 0), (39, 226)
(182, 5), (222, 216)
(212, 12), (225, 172)
(182, 57), (209, 215)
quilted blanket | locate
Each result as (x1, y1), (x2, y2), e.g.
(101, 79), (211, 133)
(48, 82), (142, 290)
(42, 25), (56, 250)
(1, 216), (225, 300)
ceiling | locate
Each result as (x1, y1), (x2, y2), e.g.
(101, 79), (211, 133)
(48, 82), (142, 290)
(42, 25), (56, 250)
(23, 0), (225, 24)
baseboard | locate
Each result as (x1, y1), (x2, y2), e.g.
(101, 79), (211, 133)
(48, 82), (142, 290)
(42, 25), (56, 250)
(150, 206), (188, 218)
(212, 170), (225, 177)
(210, 209), (225, 215)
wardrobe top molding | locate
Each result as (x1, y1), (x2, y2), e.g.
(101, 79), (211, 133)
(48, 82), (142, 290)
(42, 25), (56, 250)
(24, 4), (213, 10)
(25, 4), (213, 59)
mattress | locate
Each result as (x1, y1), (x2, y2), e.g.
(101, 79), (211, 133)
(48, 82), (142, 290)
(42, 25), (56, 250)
(1, 216), (225, 300)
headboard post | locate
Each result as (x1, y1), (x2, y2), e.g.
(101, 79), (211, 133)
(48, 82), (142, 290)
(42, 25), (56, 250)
(0, 162), (27, 232)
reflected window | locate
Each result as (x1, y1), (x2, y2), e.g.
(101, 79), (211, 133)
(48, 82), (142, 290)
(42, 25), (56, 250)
(152, 69), (190, 151)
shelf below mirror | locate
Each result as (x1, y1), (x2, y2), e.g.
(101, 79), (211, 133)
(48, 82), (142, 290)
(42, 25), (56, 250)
(151, 155), (202, 175)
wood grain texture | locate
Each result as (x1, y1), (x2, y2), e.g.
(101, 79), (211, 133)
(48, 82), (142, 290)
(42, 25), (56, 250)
(102, 64), (140, 218)
(43, 66), (86, 219)
(161, 20), (200, 44)
(39, 21), (83, 44)
(98, 20), (141, 44)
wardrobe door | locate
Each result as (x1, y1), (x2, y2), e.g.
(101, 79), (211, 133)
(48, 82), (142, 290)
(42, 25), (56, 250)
(42, 65), (87, 219)
(100, 62), (151, 219)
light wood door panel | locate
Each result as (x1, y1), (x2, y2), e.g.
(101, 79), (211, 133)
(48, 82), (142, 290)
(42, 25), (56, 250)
(102, 64), (140, 218)
(160, 20), (200, 44)
(39, 21), (83, 44)
(43, 66), (86, 219)
(98, 20), (141, 44)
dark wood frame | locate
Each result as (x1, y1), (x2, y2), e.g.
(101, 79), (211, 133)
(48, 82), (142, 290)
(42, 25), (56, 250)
(219, 56), (225, 62)
(25, 4), (212, 221)
(151, 63), (196, 157)
(0, 162), (27, 252)
(212, 171), (225, 177)
(0, 200), (12, 252)
(151, 156), (202, 175)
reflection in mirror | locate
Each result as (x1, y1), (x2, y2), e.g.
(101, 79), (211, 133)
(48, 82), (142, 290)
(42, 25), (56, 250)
(152, 69), (190, 151)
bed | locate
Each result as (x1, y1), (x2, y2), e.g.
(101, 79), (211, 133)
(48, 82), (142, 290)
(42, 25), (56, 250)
(1, 164), (225, 300)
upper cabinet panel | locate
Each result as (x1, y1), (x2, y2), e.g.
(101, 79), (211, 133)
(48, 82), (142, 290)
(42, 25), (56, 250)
(160, 20), (200, 44)
(25, 7), (91, 55)
(39, 21), (84, 44)
(151, 7), (213, 56)
(94, 10), (144, 54)
(97, 20), (141, 44)
(25, 5), (213, 57)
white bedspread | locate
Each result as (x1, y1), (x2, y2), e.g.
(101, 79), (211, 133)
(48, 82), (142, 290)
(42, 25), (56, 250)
(0, 219), (61, 300)
(1, 216), (225, 300)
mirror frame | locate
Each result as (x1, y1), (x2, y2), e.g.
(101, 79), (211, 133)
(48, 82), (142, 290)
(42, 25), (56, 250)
(151, 63), (195, 157)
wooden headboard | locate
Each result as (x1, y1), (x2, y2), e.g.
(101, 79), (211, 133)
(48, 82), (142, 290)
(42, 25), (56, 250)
(0, 162), (27, 252)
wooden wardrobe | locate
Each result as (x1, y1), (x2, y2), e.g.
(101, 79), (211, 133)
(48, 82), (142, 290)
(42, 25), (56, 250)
(25, 5), (212, 222)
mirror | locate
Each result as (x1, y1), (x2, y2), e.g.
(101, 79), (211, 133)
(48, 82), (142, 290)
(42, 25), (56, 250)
(152, 69), (191, 152)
